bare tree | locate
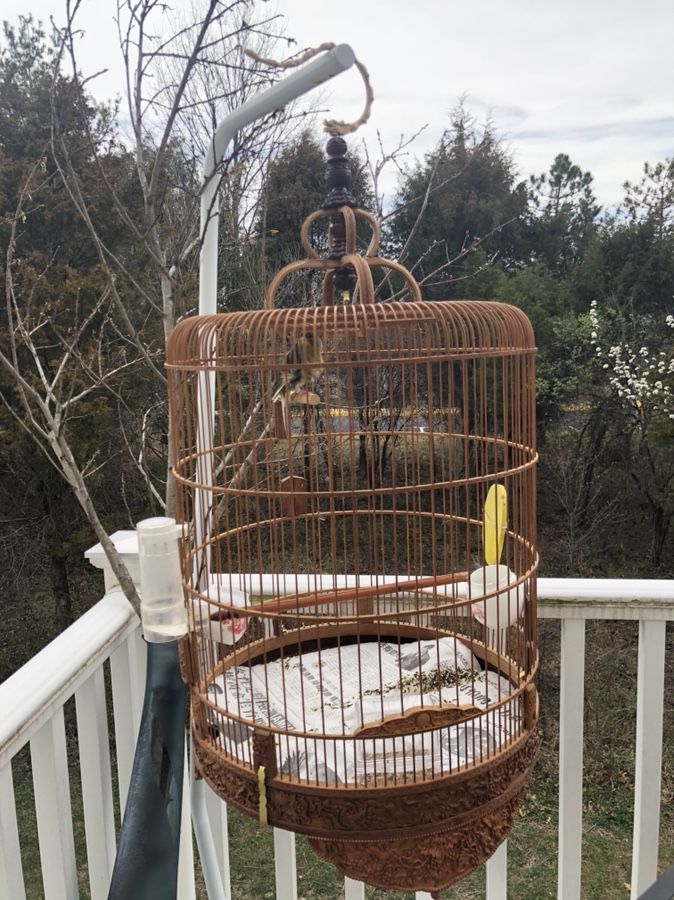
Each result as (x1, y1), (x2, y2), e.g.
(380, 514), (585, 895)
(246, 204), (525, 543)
(1, 1), (304, 618)
(539, 423), (618, 574)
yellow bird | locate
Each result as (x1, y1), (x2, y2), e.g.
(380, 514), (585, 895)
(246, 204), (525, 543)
(272, 334), (323, 403)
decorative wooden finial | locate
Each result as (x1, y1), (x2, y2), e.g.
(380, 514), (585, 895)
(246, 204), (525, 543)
(324, 136), (356, 209)
(325, 137), (356, 297)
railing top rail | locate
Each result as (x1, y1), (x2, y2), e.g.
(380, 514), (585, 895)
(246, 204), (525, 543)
(0, 590), (137, 767)
(538, 577), (674, 621)
(2, 575), (673, 767)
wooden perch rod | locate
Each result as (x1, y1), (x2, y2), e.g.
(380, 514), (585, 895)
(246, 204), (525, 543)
(244, 570), (469, 615)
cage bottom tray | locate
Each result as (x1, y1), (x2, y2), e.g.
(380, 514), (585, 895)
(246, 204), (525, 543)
(190, 621), (538, 893)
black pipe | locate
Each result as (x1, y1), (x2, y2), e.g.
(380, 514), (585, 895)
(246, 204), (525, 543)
(638, 864), (674, 900)
(108, 640), (187, 900)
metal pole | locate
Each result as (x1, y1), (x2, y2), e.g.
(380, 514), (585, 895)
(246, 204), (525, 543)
(191, 45), (357, 898)
(199, 43), (355, 317)
(193, 43), (357, 573)
(107, 641), (187, 900)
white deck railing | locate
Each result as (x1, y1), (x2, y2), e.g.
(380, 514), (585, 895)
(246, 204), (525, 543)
(1, 534), (672, 900)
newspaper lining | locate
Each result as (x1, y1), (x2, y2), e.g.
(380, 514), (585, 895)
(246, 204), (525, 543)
(207, 637), (520, 784)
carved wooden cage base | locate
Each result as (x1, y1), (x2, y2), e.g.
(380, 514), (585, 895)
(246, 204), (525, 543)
(190, 622), (539, 894)
(194, 721), (538, 893)
(308, 787), (528, 893)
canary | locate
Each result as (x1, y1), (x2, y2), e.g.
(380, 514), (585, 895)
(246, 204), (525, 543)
(272, 334), (323, 402)
(190, 588), (248, 645)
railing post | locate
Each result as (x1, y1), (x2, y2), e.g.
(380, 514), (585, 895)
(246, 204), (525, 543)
(344, 876), (365, 899)
(205, 786), (232, 898)
(75, 669), (116, 900)
(486, 839), (508, 899)
(85, 529), (140, 594)
(274, 828), (298, 900)
(88, 531), (145, 817)
(178, 743), (197, 900)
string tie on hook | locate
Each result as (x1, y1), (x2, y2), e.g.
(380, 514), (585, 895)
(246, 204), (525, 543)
(244, 42), (373, 135)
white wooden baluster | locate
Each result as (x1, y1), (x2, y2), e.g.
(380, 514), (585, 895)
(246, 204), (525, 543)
(344, 876), (365, 899)
(128, 629), (146, 732)
(109, 641), (137, 815)
(205, 787), (232, 898)
(486, 839), (508, 900)
(630, 619), (666, 900)
(274, 828), (298, 900)
(177, 743), (197, 900)
(31, 711), (78, 900)
(557, 618), (586, 900)
(0, 762), (26, 900)
(109, 629), (146, 815)
(75, 669), (116, 900)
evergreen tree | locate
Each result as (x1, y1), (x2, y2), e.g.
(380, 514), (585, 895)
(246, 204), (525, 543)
(386, 104), (528, 298)
(528, 153), (600, 277)
(623, 159), (674, 241)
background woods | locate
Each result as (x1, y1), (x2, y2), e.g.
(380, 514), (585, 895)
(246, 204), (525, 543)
(0, 7), (673, 656)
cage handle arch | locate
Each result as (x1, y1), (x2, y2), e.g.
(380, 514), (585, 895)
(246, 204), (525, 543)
(263, 235), (423, 310)
(298, 206), (380, 259)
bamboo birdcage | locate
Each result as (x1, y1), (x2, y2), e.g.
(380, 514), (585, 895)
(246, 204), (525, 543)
(167, 138), (538, 896)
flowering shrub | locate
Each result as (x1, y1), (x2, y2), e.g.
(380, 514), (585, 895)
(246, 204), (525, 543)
(588, 300), (674, 420)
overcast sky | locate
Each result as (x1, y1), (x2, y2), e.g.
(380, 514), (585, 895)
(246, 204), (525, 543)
(7, 0), (674, 209)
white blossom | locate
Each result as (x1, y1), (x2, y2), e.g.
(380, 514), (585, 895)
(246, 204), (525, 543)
(588, 305), (674, 418)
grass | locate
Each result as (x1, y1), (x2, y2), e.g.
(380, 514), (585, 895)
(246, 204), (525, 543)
(12, 753), (631, 900)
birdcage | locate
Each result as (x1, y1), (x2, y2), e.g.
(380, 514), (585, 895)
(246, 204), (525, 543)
(167, 138), (538, 896)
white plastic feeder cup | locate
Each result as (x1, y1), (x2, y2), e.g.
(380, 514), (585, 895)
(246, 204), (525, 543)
(137, 516), (188, 642)
(469, 564), (523, 630)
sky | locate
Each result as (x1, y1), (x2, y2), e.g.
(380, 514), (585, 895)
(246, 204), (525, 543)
(6, 0), (674, 209)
